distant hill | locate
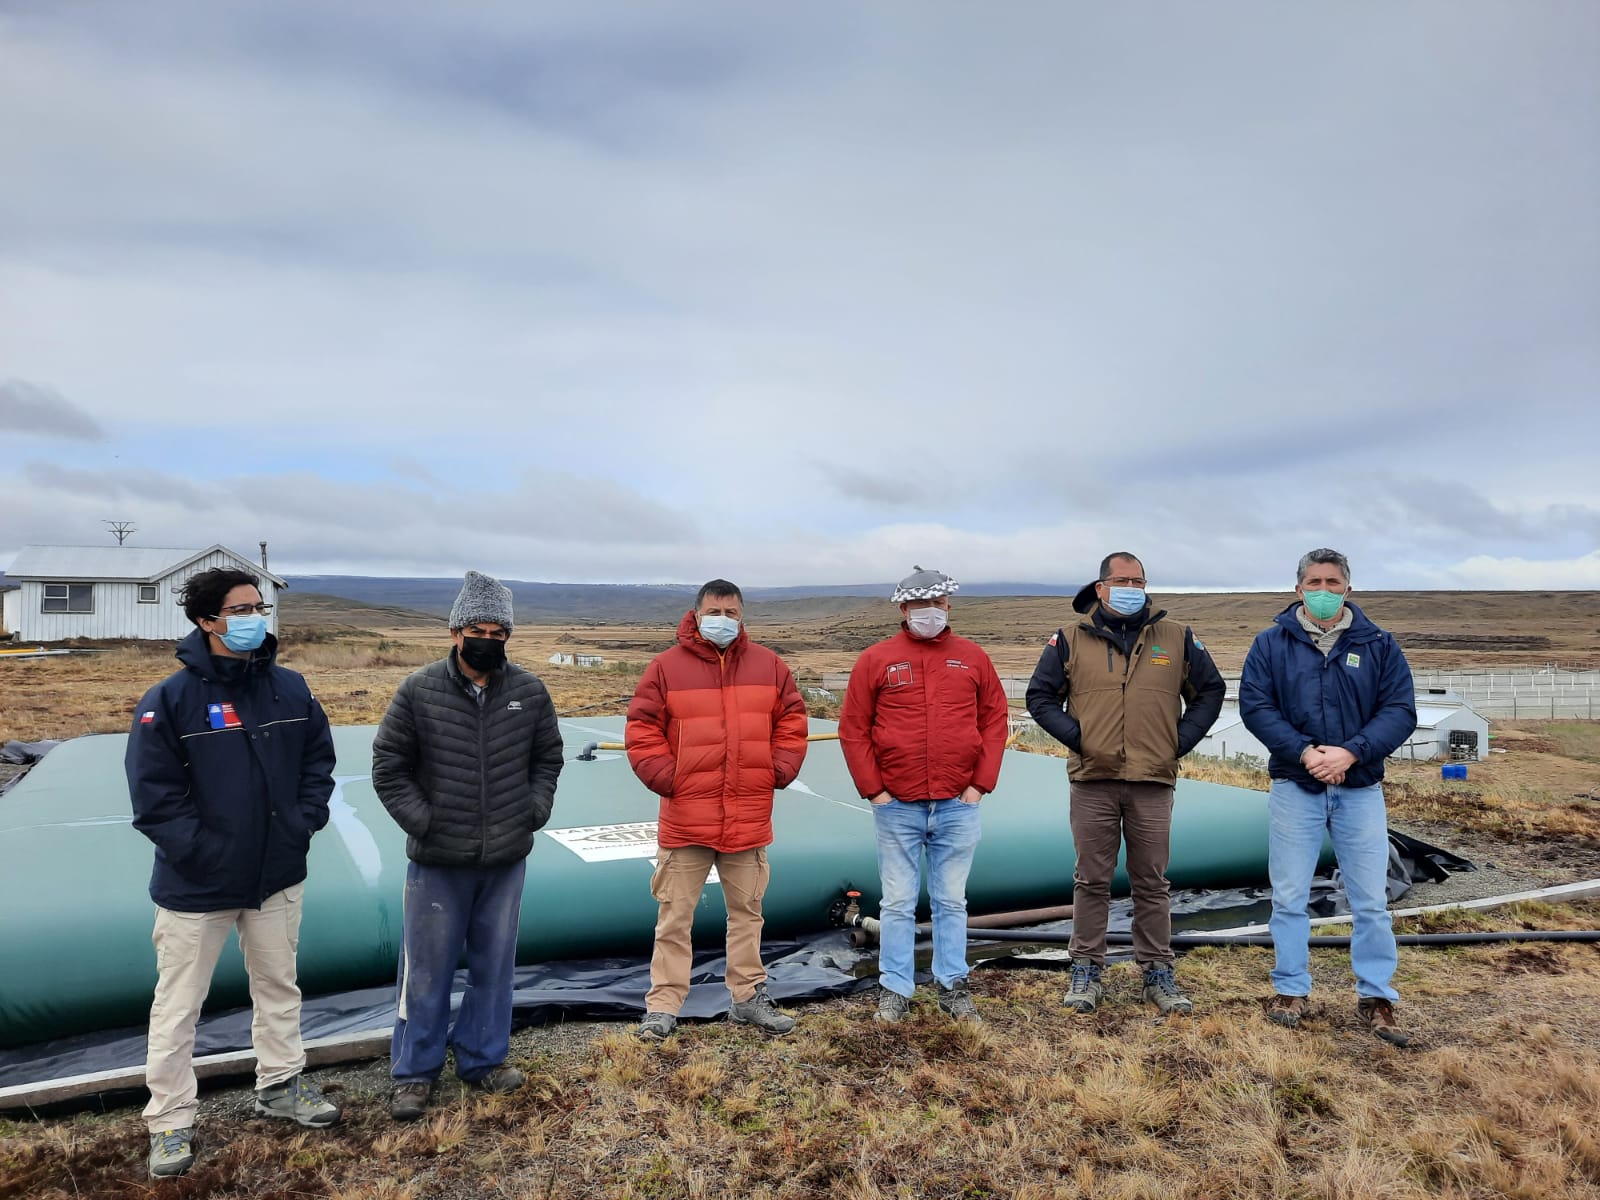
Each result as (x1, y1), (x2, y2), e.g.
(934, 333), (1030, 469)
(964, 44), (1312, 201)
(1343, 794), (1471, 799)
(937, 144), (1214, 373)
(283, 577), (1079, 624)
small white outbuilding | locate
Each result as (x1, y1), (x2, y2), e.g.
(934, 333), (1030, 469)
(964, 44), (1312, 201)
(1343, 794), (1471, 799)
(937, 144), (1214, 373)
(1192, 691), (1490, 765)
(2, 544), (285, 642)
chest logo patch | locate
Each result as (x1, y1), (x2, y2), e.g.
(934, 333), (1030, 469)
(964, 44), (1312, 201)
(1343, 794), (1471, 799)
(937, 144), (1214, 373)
(207, 702), (242, 730)
(1148, 645), (1171, 667)
(885, 661), (914, 688)
(1346, 652), (1361, 669)
(507, 700), (523, 711)
(945, 659), (969, 670)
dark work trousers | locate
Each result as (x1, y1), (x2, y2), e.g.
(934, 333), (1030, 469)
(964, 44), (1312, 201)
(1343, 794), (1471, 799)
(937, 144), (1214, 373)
(390, 858), (525, 1084)
(1067, 779), (1176, 965)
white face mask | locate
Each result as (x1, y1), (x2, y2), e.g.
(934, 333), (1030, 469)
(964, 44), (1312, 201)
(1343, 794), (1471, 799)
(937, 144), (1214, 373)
(905, 607), (949, 639)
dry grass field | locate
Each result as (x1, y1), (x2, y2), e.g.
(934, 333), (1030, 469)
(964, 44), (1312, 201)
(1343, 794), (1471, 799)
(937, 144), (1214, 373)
(3, 589), (1600, 1198)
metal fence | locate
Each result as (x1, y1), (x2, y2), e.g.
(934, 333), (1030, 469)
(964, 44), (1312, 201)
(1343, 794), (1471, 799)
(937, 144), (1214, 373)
(1411, 667), (1600, 719)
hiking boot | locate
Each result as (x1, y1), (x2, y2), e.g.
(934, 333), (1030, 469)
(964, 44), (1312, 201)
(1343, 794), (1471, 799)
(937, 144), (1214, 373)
(1141, 964), (1194, 1015)
(1061, 961), (1104, 1013)
(936, 977), (982, 1023)
(148, 1128), (195, 1179)
(875, 987), (912, 1024)
(728, 984), (796, 1035)
(389, 1081), (432, 1122)
(1267, 994), (1309, 1029)
(636, 1011), (678, 1042)
(468, 1064), (525, 1093)
(1358, 997), (1410, 1047)
(254, 1073), (342, 1128)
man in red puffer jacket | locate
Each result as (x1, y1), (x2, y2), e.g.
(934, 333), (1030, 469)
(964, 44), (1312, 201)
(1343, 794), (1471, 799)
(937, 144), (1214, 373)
(626, 578), (809, 1041)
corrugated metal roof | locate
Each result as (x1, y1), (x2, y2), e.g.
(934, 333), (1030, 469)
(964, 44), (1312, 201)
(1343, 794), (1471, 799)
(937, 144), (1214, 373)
(6, 544), (286, 586)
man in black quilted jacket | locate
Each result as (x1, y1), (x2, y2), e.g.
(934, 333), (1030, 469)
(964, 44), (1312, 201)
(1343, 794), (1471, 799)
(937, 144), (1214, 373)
(372, 570), (564, 1121)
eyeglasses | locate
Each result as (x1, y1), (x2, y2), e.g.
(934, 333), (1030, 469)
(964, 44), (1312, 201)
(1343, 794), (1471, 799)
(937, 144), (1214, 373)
(215, 603), (274, 617)
(1100, 576), (1147, 589)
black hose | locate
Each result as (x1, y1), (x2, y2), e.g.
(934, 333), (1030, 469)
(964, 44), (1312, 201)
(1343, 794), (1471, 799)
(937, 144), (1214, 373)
(968, 929), (1600, 948)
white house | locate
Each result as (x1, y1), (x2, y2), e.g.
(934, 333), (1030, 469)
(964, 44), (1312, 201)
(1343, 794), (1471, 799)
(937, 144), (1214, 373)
(1192, 691), (1490, 765)
(2, 544), (285, 642)
(548, 652), (605, 668)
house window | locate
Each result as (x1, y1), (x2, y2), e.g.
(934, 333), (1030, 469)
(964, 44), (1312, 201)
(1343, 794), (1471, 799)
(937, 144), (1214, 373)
(42, 583), (94, 613)
(138, 585), (160, 603)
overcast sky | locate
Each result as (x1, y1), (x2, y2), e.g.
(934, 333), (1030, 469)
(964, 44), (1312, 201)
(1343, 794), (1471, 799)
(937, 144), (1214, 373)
(2, 2), (1596, 589)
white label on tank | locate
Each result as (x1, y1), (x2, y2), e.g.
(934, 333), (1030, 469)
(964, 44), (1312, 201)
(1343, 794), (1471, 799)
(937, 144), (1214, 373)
(544, 821), (661, 862)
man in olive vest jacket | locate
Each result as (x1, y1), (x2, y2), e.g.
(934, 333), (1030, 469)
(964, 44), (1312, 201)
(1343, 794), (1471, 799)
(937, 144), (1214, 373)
(1025, 551), (1224, 1015)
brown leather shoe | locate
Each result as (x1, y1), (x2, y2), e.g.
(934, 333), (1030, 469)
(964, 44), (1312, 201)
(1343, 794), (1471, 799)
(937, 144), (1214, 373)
(1267, 993), (1309, 1029)
(1357, 997), (1410, 1047)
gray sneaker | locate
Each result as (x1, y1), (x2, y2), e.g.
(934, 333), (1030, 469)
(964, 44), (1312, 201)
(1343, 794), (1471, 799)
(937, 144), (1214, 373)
(1141, 964), (1194, 1015)
(1061, 961), (1104, 1013)
(254, 1073), (342, 1128)
(936, 977), (982, 1023)
(875, 987), (912, 1023)
(728, 984), (796, 1035)
(148, 1127), (195, 1179)
(636, 1011), (678, 1042)
(467, 1064), (525, 1093)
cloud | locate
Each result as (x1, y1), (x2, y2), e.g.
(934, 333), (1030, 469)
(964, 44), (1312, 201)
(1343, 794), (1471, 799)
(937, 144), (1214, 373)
(0, 5), (1595, 586)
(0, 379), (106, 441)
(1427, 550), (1600, 590)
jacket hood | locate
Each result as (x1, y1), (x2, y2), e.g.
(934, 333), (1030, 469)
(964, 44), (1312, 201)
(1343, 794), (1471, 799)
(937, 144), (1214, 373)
(675, 608), (750, 661)
(1273, 598), (1382, 644)
(175, 626), (279, 679)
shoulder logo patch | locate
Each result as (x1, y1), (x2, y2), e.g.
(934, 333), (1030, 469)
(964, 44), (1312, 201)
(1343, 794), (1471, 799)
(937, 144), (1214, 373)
(1149, 645), (1172, 666)
(1346, 652), (1361, 669)
(1047, 633), (1059, 647)
(140, 710), (155, 725)
(1192, 637), (1205, 651)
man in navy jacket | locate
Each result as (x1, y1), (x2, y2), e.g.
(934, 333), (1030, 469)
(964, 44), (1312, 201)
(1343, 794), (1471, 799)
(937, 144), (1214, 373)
(127, 567), (340, 1178)
(1239, 549), (1417, 1046)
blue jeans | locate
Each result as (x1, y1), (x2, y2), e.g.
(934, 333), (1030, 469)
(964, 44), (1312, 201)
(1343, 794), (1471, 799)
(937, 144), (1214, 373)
(391, 859), (526, 1084)
(873, 797), (983, 997)
(1268, 779), (1398, 1001)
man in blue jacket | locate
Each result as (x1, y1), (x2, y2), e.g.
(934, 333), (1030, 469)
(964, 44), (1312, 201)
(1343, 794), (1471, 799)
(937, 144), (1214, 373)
(127, 567), (341, 1179)
(1239, 549), (1417, 1046)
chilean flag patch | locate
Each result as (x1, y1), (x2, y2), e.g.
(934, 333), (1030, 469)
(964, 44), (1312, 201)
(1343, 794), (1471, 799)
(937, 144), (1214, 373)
(140, 711), (155, 725)
(208, 702), (242, 730)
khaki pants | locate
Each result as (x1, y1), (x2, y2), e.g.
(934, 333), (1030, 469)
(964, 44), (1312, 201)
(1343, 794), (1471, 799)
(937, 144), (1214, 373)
(645, 847), (769, 1013)
(144, 884), (306, 1133)
(1068, 780), (1175, 966)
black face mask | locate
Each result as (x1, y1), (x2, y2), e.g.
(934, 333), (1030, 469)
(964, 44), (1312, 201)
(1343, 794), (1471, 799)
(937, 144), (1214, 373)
(459, 636), (507, 673)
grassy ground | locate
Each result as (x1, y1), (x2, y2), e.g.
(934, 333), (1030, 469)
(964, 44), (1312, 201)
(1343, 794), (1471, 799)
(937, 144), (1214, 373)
(5, 603), (1600, 1197)
(4, 900), (1599, 1199)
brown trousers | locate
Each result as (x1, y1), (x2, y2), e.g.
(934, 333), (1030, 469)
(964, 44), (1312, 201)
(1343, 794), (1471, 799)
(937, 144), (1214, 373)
(645, 846), (770, 1013)
(1068, 779), (1175, 965)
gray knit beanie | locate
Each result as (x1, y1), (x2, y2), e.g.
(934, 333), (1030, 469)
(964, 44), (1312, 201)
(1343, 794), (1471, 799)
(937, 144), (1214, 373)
(449, 570), (514, 631)
(891, 565), (959, 603)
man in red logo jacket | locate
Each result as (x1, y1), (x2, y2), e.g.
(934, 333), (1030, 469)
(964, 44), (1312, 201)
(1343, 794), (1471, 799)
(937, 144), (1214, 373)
(626, 578), (809, 1041)
(839, 566), (1009, 1024)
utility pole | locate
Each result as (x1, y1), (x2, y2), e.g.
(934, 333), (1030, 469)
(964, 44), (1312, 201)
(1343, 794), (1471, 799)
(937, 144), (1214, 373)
(105, 520), (137, 546)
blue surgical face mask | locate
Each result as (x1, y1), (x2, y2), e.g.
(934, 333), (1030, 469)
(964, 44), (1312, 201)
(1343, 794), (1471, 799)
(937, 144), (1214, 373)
(697, 613), (740, 649)
(1105, 587), (1146, 616)
(1301, 589), (1346, 622)
(217, 613), (268, 653)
